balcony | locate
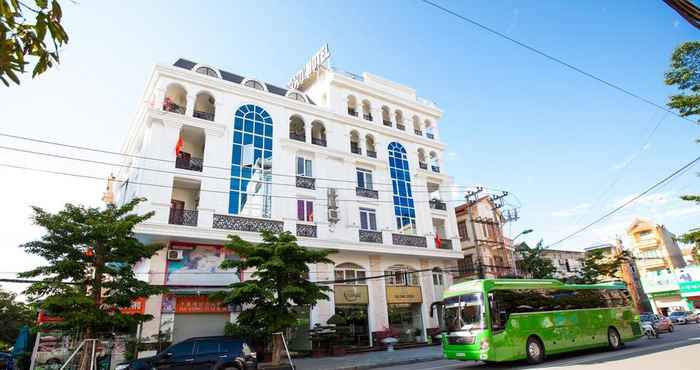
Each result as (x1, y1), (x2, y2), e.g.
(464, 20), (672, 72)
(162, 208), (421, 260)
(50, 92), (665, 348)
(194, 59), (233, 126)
(432, 166), (441, 173)
(392, 233), (427, 248)
(168, 208), (198, 227)
(356, 187), (379, 199)
(414, 129), (422, 136)
(438, 239), (453, 250)
(426, 133), (435, 139)
(296, 224), (317, 238)
(359, 230), (383, 243)
(348, 108), (358, 117)
(351, 145), (361, 155)
(289, 132), (306, 142)
(312, 137), (327, 147)
(193, 110), (215, 121)
(419, 162), (428, 170)
(636, 238), (660, 249)
(175, 156), (203, 172)
(396, 123), (406, 131)
(383, 120), (392, 127)
(296, 176), (315, 190)
(363, 113), (373, 121)
(367, 150), (377, 158)
(212, 214), (283, 233)
(163, 101), (186, 114)
(429, 199), (447, 211)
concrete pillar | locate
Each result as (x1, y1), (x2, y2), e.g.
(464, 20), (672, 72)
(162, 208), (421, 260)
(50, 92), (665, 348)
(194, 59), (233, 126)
(368, 255), (388, 334)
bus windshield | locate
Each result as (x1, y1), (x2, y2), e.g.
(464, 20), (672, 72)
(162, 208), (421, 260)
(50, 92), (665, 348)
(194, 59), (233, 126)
(443, 293), (483, 332)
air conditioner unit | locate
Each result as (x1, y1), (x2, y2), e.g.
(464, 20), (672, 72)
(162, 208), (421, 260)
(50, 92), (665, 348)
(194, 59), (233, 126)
(328, 209), (339, 223)
(167, 249), (184, 261)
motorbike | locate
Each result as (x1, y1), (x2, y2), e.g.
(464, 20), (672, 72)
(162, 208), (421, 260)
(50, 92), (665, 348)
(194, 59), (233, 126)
(642, 322), (659, 339)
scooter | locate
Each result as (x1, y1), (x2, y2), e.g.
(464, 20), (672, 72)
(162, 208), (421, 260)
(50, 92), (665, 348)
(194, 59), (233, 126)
(642, 322), (659, 339)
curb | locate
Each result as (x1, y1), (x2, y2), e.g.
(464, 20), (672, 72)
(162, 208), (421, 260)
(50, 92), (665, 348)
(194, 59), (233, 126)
(309, 355), (444, 370)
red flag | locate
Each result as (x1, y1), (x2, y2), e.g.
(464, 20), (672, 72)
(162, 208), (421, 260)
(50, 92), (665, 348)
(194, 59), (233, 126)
(434, 232), (442, 248)
(175, 136), (184, 156)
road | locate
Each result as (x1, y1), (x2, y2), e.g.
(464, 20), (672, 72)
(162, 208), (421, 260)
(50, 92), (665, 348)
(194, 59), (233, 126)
(373, 323), (700, 370)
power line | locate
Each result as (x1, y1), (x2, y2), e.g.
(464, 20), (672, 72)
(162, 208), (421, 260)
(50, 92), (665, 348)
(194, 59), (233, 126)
(419, 0), (696, 125)
(546, 155), (700, 248)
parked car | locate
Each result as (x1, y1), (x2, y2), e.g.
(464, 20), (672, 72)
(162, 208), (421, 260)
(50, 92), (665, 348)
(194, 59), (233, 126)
(640, 313), (674, 333)
(0, 352), (12, 370)
(117, 336), (256, 370)
(669, 311), (699, 324)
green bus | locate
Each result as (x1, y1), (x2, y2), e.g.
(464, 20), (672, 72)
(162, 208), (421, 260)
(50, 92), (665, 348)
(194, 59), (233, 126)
(433, 279), (643, 364)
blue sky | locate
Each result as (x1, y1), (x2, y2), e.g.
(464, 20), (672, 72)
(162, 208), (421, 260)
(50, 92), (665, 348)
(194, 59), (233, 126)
(0, 1), (698, 292)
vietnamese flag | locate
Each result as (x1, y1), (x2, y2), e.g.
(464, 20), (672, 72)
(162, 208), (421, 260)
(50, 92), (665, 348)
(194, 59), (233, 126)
(434, 232), (442, 248)
(175, 136), (184, 156)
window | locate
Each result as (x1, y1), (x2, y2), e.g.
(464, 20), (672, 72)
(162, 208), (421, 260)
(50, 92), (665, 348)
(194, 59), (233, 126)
(335, 262), (367, 284)
(356, 168), (373, 190)
(458, 221), (468, 240)
(195, 66), (218, 77)
(195, 340), (220, 355)
(432, 268), (444, 286)
(168, 342), (194, 357)
(297, 157), (313, 177)
(222, 340), (245, 357)
(297, 200), (313, 222)
(387, 142), (416, 233)
(639, 230), (654, 240)
(288, 92), (306, 102)
(244, 79), (265, 90)
(385, 265), (418, 286)
(359, 208), (377, 231)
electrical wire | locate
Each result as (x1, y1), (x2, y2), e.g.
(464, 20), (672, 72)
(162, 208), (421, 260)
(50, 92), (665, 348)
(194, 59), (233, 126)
(419, 0), (696, 125)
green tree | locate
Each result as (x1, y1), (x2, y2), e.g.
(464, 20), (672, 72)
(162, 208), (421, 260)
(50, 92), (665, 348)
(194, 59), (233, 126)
(217, 231), (334, 365)
(0, 287), (35, 350)
(576, 249), (632, 284)
(19, 198), (165, 339)
(0, 0), (69, 86)
(515, 240), (557, 279)
(666, 41), (700, 259)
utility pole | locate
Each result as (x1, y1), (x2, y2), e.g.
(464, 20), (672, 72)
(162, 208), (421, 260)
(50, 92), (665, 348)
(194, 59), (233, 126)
(465, 187), (484, 279)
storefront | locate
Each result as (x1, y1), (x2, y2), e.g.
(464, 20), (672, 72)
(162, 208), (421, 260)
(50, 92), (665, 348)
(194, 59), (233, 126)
(386, 286), (424, 343)
(163, 295), (233, 342)
(334, 285), (370, 347)
(679, 266), (700, 310)
(641, 267), (694, 315)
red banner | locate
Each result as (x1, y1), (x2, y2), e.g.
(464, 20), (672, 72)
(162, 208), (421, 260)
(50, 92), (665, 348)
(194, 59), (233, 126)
(37, 310), (63, 324)
(175, 296), (229, 314)
(120, 297), (146, 315)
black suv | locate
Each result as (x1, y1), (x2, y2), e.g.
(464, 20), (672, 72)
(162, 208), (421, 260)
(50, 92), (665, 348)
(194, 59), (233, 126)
(124, 336), (257, 370)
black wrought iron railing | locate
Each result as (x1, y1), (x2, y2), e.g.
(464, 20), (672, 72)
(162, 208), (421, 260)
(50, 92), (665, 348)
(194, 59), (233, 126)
(426, 133), (435, 139)
(163, 101), (185, 114)
(212, 214), (283, 233)
(348, 109), (358, 117)
(193, 110), (215, 121)
(312, 137), (327, 147)
(169, 208), (198, 226)
(392, 233), (427, 248)
(351, 145), (361, 155)
(396, 124), (406, 131)
(429, 199), (447, 211)
(289, 132), (306, 142)
(296, 176), (315, 190)
(419, 162), (428, 170)
(414, 129), (422, 136)
(363, 113), (373, 121)
(296, 224), (317, 238)
(356, 187), (379, 199)
(432, 166), (440, 173)
(359, 230), (382, 243)
(366, 150), (377, 158)
(175, 156), (204, 172)
(383, 120), (392, 127)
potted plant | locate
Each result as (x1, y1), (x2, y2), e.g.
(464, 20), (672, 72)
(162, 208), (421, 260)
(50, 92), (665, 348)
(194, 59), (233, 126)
(414, 328), (422, 342)
(327, 314), (350, 356)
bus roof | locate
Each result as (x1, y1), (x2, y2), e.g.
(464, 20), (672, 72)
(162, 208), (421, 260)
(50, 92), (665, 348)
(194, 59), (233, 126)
(442, 279), (627, 300)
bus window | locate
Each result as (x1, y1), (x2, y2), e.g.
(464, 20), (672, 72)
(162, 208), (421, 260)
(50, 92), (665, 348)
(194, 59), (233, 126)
(444, 293), (483, 332)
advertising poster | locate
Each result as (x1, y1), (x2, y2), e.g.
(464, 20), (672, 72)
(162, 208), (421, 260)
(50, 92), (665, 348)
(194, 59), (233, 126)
(166, 245), (240, 286)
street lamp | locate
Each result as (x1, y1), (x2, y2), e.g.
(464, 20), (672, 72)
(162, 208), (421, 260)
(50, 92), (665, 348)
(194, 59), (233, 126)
(512, 229), (533, 242)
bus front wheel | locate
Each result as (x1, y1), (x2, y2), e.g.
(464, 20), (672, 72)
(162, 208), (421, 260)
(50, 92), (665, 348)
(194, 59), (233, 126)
(608, 327), (622, 350)
(526, 336), (544, 364)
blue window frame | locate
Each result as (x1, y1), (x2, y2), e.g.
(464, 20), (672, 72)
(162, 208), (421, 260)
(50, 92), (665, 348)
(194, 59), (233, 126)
(387, 142), (416, 233)
(229, 104), (273, 217)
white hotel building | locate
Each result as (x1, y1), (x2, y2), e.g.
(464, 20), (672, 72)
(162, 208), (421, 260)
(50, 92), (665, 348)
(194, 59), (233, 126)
(117, 54), (463, 347)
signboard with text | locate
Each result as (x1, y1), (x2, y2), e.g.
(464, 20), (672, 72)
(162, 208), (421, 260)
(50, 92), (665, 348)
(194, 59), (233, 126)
(175, 296), (230, 314)
(386, 286), (422, 304)
(288, 44), (330, 90)
(334, 285), (369, 305)
(678, 265), (700, 297)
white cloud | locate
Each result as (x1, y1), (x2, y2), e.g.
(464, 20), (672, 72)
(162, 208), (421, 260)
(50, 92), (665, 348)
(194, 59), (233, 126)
(552, 203), (591, 217)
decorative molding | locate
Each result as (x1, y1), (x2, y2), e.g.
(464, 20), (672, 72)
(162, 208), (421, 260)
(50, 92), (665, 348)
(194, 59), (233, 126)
(212, 214), (283, 233)
(392, 233), (427, 248)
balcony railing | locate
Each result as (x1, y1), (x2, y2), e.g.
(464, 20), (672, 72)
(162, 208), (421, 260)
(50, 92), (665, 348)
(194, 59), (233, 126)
(396, 124), (406, 131)
(359, 230), (382, 243)
(169, 208), (198, 226)
(348, 109), (358, 117)
(438, 239), (453, 250)
(392, 233), (427, 248)
(414, 129), (422, 136)
(432, 166), (441, 173)
(383, 120), (392, 127)
(351, 145), (361, 155)
(289, 132), (306, 142)
(426, 133), (435, 139)
(356, 187), (379, 199)
(175, 156), (203, 172)
(296, 176), (315, 190)
(312, 137), (327, 147)
(429, 199), (447, 211)
(367, 150), (377, 158)
(163, 101), (185, 114)
(419, 162), (428, 170)
(212, 214), (283, 233)
(363, 113), (373, 121)
(296, 224), (318, 238)
(193, 110), (215, 121)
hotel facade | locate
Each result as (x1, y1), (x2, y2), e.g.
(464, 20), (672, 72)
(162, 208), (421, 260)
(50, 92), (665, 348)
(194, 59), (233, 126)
(115, 51), (463, 348)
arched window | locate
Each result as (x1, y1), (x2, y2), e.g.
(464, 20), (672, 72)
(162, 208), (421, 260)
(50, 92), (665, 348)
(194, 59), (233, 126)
(381, 106), (391, 127)
(417, 149), (427, 170)
(395, 110), (405, 130)
(195, 66), (218, 78)
(335, 262), (367, 285)
(385, 264), (419, 286)
(350, 130), (361, 155)
(163, 83), (187, 114)
(289, 115), (305, 142)
(365, 134), (376, 158)
(287, 92), (307, 103)
(413, 115), (422, 136)
(388, 142), (416, 234)
(311, 121), (326, 146)
(425, 120), (435, 139)
(361, 100), (373, 121)
(243, 79), (265, 91)
(429, 151), (440, 173)
(229, 104), (273, 218)
(347, 95), (358, 117)
(193, 92), (215, 121)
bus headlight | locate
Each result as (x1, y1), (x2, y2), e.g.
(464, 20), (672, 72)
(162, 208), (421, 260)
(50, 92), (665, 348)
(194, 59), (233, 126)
(480, 339), (489, 351)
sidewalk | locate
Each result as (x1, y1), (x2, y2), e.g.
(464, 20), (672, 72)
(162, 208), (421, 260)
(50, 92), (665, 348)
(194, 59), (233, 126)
(292, 346), (443, 370)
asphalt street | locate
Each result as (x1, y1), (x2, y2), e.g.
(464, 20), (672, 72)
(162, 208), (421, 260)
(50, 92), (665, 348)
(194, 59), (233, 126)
(373, 323), (700, 370)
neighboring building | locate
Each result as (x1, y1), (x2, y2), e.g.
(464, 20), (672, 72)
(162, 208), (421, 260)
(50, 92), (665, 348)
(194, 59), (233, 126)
(539, 249), (584, 279)
(454, 196), (518, 278)
(584, 241), (649, 312)
(639, 266), (700, 314)
(627, 219), (687, 314)
(115, 52), (463, 348)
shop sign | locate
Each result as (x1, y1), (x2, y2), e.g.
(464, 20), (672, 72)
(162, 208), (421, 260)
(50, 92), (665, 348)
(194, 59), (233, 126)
(640, 269), (680, 294)
(288, 44), (330, 90)
(386, 286), (422, 304)
(120, 297), (146, 315)
(678, 266), (700, 297)
(175, 296), (230, 314)
(166, 245), (240, 287)
(334, 285), (369, 305)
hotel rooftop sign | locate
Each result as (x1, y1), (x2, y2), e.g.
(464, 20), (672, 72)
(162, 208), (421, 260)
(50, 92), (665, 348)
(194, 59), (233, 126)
(288, 44), (330, 90)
